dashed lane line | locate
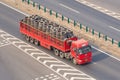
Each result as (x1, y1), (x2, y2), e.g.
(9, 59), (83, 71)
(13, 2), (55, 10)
(0, 29), (95, 80)
(109, 26), (120, 32)
(59, 3), (80, 14)
(75, 0), (120, 20)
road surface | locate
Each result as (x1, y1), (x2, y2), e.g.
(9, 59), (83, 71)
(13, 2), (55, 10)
(84, 0), (120, 13)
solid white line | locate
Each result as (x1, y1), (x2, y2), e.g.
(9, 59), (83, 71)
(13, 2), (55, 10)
(109, 26), (120, 32)
(92, 46), (120, 62)
(0, 1), (29, 16)
(59, 3), (80, 14)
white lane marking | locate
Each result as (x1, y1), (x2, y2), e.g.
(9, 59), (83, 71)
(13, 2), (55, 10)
(70, 77), (91, 80)
(59, 3), (80, 14)
(36, 56), (54, 60)
(0, 43), (11, 47)
(50, 64), (69, 68)
(63, 73), (85, 77)
(75, 0), (120, 20)
(24, 48), (38, 52)
(109, 26), (120, 32)
(56, 68), (77, 73)
(92, 46), (120, 62)
(18, 44), (31, 48)
(0, 2), (29, 16)
(43, 60), (61, 64)
(30, 52), (45, 56)
(12, 41), (25, 44)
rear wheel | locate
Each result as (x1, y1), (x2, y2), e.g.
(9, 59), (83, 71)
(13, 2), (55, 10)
(30, 37), (34, 43)
(65, 53), (70, 60)
(54, 48), (59, 56)
(25, 35), (30, 41)
(60, 51), (65, 58)
(72, 58), (78, 65)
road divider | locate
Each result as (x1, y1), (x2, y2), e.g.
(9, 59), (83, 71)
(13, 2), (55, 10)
(0, 0), (120, 58)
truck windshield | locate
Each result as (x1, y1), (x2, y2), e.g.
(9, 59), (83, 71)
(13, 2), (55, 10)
(77, 45), (91, 54)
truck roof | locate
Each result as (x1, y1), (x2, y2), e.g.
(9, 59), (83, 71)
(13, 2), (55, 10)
(72, 39), (88, 48)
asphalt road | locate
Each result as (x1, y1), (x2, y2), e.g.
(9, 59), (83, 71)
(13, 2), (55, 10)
(84, 0), (120, 13)
(1, 2), (120, 80)
(32, 0), (120, 41)
(0, 37), (65, 80)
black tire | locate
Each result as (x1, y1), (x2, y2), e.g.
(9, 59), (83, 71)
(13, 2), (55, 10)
(72, 58), (78, 65)
(30, 37), (34, 43)
(25, 35), (30, 41)
(54, 48), (59, 56)
(34, 39), (39, 46)
(60, 51), (65, 58)
(65, 53), (70, 60)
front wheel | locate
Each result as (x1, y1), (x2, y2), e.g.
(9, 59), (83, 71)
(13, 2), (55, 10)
(72, 58), (78, 65)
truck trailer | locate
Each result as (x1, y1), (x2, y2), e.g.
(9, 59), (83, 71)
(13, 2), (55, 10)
(20, 15), (92, 64)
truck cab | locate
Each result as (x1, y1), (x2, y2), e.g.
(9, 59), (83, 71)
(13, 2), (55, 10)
(70, 39), (92, 64)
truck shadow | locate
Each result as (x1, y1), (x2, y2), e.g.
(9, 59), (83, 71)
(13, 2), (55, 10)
(91, 48), (110, 62)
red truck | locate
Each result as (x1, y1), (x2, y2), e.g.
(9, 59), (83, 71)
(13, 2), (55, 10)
(20, 15), (92, 64)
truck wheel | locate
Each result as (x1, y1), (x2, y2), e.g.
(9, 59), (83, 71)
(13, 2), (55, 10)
(65, 53), (70, 60)
(30, 37), (34, 43)
(54, 48), (59, 56)
(60, 52), (65, 58)
(72, 58), (78, 65)
(25, 35), (30, 41)
(34, 39), (39, 46)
